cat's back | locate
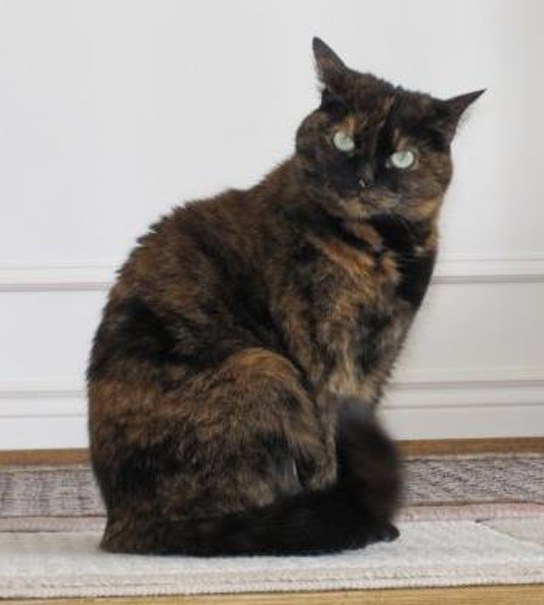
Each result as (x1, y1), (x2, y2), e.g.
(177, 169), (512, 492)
(122, 188), (260, 288)
(87, 185), (280, 387)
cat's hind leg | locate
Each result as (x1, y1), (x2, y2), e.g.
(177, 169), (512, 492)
(157, 346), (339, 519)
(97, 346), (336, 553)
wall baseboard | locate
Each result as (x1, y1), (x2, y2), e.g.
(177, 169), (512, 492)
(1, 256), (544, 292)
(1, 437), (543, 463)
(0, 262), (116, 292)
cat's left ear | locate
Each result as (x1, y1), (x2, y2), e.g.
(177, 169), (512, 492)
(441, 89), (486, 140)
(312, 37), (351, 97)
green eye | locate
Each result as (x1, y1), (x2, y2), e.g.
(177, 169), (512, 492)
(333, 130), (355, 152)
(389, 149), (416, 169)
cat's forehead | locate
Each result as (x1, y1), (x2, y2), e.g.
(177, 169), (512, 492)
(346, 80), (437, 137)
(348, 74), (395, 112)
(351, 77), (432, 119)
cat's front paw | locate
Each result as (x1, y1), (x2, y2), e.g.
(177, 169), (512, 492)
(379, 522), (400, 542)
(348, 521), (399, 551)
(368, 521), (400, 544)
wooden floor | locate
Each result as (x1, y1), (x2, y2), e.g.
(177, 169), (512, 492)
(2, 437), (544, 604)
(6, 585), (544, 605)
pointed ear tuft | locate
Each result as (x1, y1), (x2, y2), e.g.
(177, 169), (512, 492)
(441, 89), (485, 140)
(312, 37), (349, 91)
(446, 89), (486, 119)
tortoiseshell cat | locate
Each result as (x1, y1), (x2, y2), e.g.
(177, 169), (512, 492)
(88, 38), (482, 555)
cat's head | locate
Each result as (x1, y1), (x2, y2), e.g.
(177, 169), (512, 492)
(295, 38), (484, 222)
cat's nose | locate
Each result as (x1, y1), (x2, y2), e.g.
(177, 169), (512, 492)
(359, 163), (374, 189)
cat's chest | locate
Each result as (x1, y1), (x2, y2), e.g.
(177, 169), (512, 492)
(310, 216), (436, 312)
(312, 233), (435, 364)
(314, 236), (434, 308)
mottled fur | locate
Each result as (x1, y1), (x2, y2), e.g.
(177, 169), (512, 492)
(88, 38), (482, 555)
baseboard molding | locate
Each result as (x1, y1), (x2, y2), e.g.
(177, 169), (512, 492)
(2, 367), (543, 418)
(0, 262), (116, 292)
(1, 256), (544, 292)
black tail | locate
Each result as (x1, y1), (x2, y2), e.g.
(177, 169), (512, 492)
(102, 401), (401, 556)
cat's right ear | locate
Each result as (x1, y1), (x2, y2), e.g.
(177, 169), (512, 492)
(312, 37), (351, 97)
(439, 89), (486, 141)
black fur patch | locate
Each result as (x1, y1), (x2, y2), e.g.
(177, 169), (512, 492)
(397, 254), (435, 307)
(354, 309), (391, 375)
(87, 297), (185, 381)
(367, 215), (417, 256)
(117, 297), (181, 364)
(368, 215), (435, 307)
(94, 435), (181, 509)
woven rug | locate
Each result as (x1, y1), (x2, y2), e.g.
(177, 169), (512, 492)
(0, 453), (543, 598)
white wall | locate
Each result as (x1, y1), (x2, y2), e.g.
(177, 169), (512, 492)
(1, 0), (543, 448)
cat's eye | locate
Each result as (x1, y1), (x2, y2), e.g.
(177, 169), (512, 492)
(333, 130), (355, 152)
(388, 149), (416, 170)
